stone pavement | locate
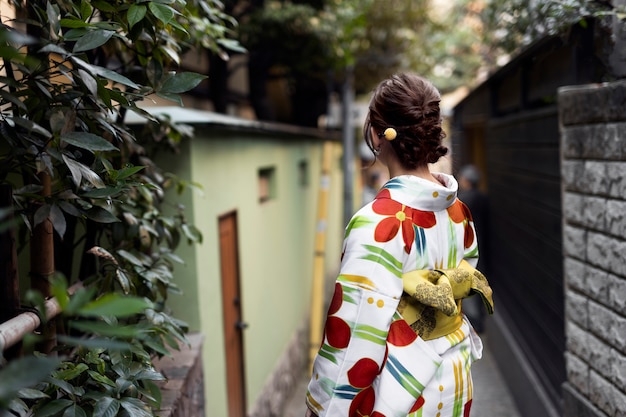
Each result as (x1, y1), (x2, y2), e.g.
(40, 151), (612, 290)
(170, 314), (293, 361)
(281, 334), (521, 417)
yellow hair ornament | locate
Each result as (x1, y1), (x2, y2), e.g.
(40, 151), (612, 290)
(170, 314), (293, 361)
(383, 127), (397, 141)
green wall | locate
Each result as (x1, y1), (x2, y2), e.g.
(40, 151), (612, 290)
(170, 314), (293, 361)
(162, 126), (344, 417)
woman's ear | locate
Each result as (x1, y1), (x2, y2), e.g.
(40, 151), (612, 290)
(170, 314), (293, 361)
(370, 126), (380, 147)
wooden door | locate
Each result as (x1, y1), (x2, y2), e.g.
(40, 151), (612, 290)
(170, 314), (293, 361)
(218, 212), (247, 417)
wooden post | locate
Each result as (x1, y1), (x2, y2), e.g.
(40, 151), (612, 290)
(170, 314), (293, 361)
(30, 172), (56, 353)
(0, 184), (21, 358)
(308, 141), (333, 370)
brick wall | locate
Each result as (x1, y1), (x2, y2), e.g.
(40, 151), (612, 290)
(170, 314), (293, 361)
(559, 81), (626, 417)
(153, 333), (205, 417)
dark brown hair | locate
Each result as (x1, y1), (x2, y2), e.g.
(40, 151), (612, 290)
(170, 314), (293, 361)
(364, 73), (448, 169)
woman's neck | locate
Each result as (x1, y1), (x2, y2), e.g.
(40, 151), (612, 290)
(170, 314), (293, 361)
(387, 162), (441, 185)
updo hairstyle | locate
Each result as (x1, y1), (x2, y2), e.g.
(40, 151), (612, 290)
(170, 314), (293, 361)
(364, 73), (448, 169)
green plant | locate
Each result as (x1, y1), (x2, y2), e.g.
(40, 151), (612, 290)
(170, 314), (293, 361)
(480, 0), (620, 70)
(0, 0), (238, 415)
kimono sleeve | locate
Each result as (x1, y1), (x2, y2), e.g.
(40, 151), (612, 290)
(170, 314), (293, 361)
(305, 207), (409, 416)
(460, 200), (480, 268)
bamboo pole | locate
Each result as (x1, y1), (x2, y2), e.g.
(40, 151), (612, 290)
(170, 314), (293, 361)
(0, 282), (81, 352)
(30, 171), (56, 353)
(0, 296), (60, 352)
(308, 141), (333, 370)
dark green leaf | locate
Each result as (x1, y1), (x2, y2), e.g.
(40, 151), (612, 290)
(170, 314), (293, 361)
(155, 91), (182, 105)
(73, 58), (140, 89)
(59, 18), (89, 28)
(61, 132), (117, 152)
(149, 2), (175, 24)
(38, 44), (70, 56)
(34, 204), (50, 228)
(0, 89), (27, 110)
(86, 371), (116, 388)
(135, 369), (164, 381)
(79, 293), (151, 317)
(93, 397), (120, 417)
(81, 186), (124, 198)
(116, 269), (132, 294)
(54, 363), (88, 381)
(70, 321), (140, 338)
(15, 388), (49, 400)
(62, 154), (106, 188)
(50, 204), (66, 238)
(116, 165), (145, 180)
(142, 337), (171, 356)
(92, 0), (117, 12)
(182, 223), (202, 243)
(73, 30), (114, 53)
(85, 207), (119, 223)
(119, 397), (152, 417)
(0, 357), (60, 402)
(57, 200), (82, 217)
(62, 404), (87, 417)
(8, 116), (52, 138)
(46, 377), (83, 397)
(116, 250), (144, 267)
(138, 380), (161, 408)
(160, 72), (207, 94)
(127, 4), (147, 29)
(65, 287), (97, 315)
(77, 68), (99, 96)
(218, 38), (247, 53)
(50, 274), (69, 310)
(57, 335), (132, 351)
(32, 398), (72, 417)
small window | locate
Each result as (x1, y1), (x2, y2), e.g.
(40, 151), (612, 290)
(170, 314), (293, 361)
(298, 159), (309, 187)
(258, 166), (276, 203)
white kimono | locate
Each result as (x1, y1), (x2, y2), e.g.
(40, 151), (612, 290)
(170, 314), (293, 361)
(306, 174), (487, 417)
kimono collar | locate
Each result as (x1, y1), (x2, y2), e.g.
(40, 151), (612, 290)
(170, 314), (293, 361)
(377, 173), (458, 211)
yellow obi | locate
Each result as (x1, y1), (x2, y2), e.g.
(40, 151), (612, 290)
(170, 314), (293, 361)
(397, 260), (494, 340)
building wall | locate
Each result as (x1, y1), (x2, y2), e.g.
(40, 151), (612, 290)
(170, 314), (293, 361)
(149, 110), (345, 417)
(559, 81), (626, 417)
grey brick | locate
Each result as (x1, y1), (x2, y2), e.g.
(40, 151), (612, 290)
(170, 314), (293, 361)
(564, 257), (586, 292)
(608, 274), (626, 315)
(563, 192), (585, 225)
(582, 196), (607, 231)
(586, 232), (611, 271)
(585, 265), (610, 305)
(589, 370), (617, 416)
(562, 160), (586, 192)
(582, 123), (626, 160)
(589, 301), (626, 351)
(615, 392), (626, 417)
(558, 81), (626, 125)
(606, 199), (626, 238)
(606, 161), (626, 199)
(587, 332), (614, 378)
(582, 161), (609, 196)
(614, 350), (626, 393)
(586, 233), (626, 277)
(566, 291), (589, 329)
(564, 225), (587, 261)
(566, 320), (590, 360)
(561, 126), (587, 158)
(565, 351), (589, 396)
